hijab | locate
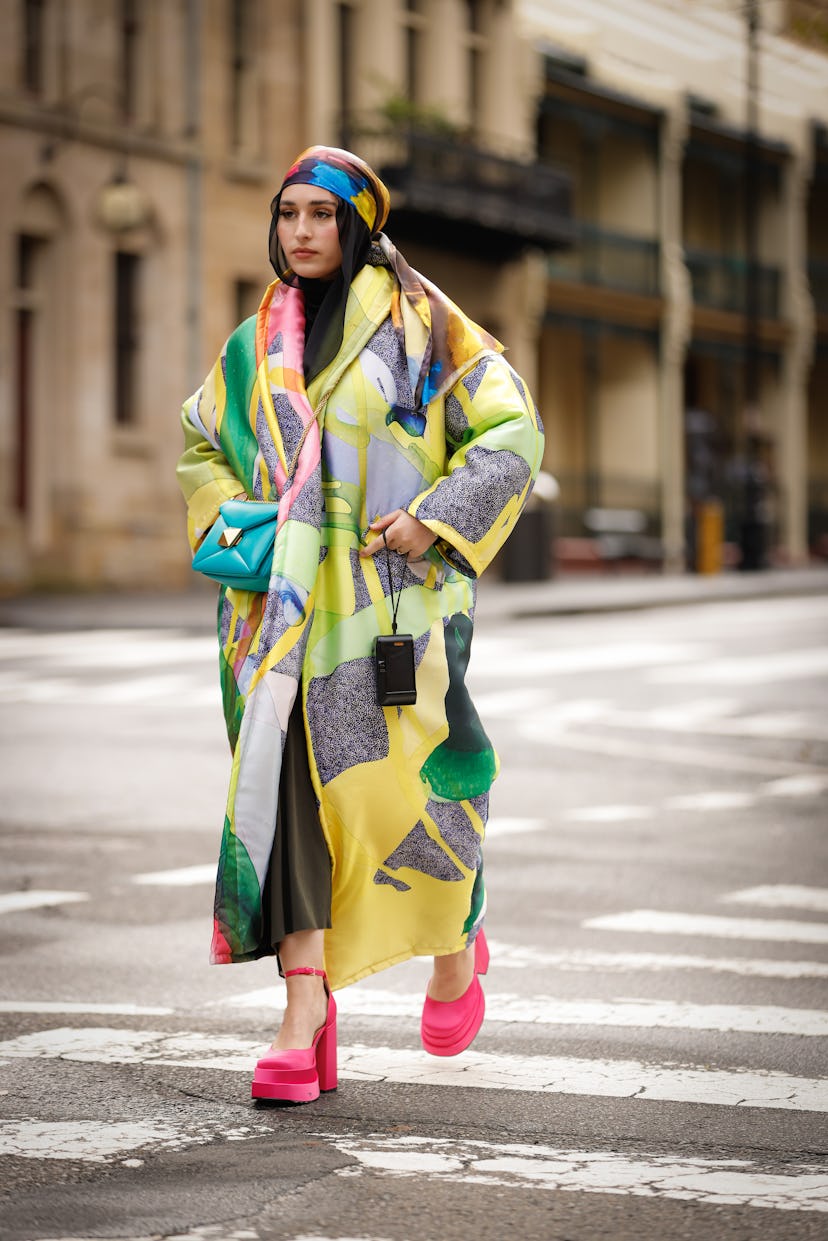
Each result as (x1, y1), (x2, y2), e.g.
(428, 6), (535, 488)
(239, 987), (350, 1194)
(268, 146), (392, 383)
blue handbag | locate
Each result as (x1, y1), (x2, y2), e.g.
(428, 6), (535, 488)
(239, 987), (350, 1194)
(191, 498), (280, 592)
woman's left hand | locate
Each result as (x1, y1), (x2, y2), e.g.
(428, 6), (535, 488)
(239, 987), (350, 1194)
(359, 510), (438, 560)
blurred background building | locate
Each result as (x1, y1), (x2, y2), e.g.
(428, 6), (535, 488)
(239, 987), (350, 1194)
(0, 0), (826, 590)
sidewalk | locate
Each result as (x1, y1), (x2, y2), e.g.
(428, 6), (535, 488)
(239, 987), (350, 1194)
(476, 563), (828, 624)
(0, 565), (826, 631)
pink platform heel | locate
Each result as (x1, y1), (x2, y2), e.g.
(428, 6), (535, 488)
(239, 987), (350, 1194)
(251, 967), (337, 1104)
(421, 929), (489, 1057)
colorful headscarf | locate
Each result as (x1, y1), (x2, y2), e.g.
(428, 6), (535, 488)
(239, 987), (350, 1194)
(279, 145), (391, 236)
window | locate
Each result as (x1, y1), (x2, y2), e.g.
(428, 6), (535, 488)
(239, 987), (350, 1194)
(234, 278), (260, 325)
(405, 26), (421, 104)
(229, 0), (255, 150)
(120, 0), (139, 121)
(14, 235), (44, 512)
(114, 251), (141, 425)
(22, 0), (46, 93)
(337, 1), (355, 128)
(463, 0), (487, 126)
(401, 0), (426, 106)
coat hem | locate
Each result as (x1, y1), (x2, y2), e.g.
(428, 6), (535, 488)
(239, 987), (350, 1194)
(326, 935), (480, 991)
(211, 937), (482, 985)
(211, 948), (275, 966)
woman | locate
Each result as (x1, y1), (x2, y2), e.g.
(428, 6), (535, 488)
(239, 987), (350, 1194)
(177, 146), (543, 1103)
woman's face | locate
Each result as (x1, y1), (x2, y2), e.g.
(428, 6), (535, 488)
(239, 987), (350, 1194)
(276, 184), (343, 280)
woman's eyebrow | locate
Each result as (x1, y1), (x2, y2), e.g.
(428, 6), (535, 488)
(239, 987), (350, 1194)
(280, 196), (338, 207)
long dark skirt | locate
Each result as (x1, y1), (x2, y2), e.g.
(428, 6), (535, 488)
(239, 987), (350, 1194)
(263, 696), (332, 950)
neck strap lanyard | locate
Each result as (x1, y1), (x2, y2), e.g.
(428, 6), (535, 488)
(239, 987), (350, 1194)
(382, 530), (403, 635)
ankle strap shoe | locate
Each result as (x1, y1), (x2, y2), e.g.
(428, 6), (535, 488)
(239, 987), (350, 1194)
(251, 967), (337, 1104)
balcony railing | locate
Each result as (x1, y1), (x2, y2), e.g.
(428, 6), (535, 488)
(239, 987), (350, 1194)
(547, 224), (660, 297)
(341, 125), (573, 255)
(685, 248), (781, 319)
(808, 258), (828, 315)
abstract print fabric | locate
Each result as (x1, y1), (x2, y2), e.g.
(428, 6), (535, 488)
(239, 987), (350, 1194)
(177, 250), (543, 990)
(277, 145), (391, 235)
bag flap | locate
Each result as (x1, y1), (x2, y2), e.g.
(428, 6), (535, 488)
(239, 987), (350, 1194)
(218, 499), (279, 530)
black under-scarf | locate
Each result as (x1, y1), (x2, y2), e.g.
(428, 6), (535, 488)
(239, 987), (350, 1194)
(268, 197), (372, 384)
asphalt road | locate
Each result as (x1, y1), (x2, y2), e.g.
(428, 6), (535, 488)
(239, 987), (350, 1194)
(0, 589), (826, 1241)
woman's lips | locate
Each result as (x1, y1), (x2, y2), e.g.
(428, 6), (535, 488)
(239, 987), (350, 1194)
(292, 250), (316, 259)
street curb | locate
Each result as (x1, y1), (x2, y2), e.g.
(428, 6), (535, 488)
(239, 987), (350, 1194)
(475, 567), (828, 623)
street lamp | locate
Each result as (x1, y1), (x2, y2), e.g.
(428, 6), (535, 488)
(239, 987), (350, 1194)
(95, 167), (152, 234)
(40, 85), (152, 235)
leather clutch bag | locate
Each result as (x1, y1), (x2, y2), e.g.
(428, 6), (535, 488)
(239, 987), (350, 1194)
(191, 499), (279, 592)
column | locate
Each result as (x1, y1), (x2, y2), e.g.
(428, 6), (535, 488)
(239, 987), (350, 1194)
(420, 0), (465, 126)
(658, 104), (692, 573)
(302, 0), (338, 145)
(355, 0), (403, 115)
(776, 146), (814, 563)
(495, 249), (546, 402)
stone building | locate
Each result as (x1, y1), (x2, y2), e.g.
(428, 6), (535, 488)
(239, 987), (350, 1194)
(523, 0), (828, 572)
(0, 1), (304, 589)
(0, 0), (825, 591)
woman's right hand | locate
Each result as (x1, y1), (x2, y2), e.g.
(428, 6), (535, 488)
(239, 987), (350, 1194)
(359, 510), (437, 560)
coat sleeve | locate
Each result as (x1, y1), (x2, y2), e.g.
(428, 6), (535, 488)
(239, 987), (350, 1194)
(409, 352), (544, 578)
(176, 348), (247, 553)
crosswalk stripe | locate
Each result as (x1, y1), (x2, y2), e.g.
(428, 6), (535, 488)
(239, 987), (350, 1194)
(721, 885), (828, 913)
(0, 673), (215, 706)
(473, 640), (712, 677)
(214, 989), (828, 1037)
(527, 726), (827, 779)
(0, 1001), (174, 1016)
(556, 774), (824, 826)
(564, 804), (654, 822)
(584, 909), (828, 944)
(291, 1236), (391, 1241)
(486, 816), (545, 837)
(0, 1118), (190, 1162)
(0, 631), (216, 667)
(471, 686), (828, 746)
(648, 647), (828, 685)
(1, 1028), (825, 1112)
(762, 774), (828, 797)
(486, 943), (828, 980)
(330, 1133), (828, 1214)
(0, 890), (88, 915)
(2, 1119), (824, 1214)
(131, 864), (216, 887)
(0, 1116), (262, 1162)
(665, 791), (757, 811)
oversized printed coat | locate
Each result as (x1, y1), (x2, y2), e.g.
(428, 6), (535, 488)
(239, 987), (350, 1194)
(177, 245), (543, 990)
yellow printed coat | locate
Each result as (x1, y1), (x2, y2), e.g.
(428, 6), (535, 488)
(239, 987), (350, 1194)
(177, 249), (543, 989)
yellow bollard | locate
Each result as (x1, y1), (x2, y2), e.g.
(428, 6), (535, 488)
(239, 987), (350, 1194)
(696, 499), (724, 575)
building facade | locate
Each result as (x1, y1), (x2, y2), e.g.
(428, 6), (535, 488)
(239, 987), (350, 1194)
(0, 0), (305, 589)
(0, 0), (826, 591)
(525, 0), (828, 571)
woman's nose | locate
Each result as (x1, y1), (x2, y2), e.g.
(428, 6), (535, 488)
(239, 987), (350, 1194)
(295, 213), (312, 238)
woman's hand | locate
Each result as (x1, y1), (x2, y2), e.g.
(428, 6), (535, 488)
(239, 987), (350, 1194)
(359, 510), (438, 560)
